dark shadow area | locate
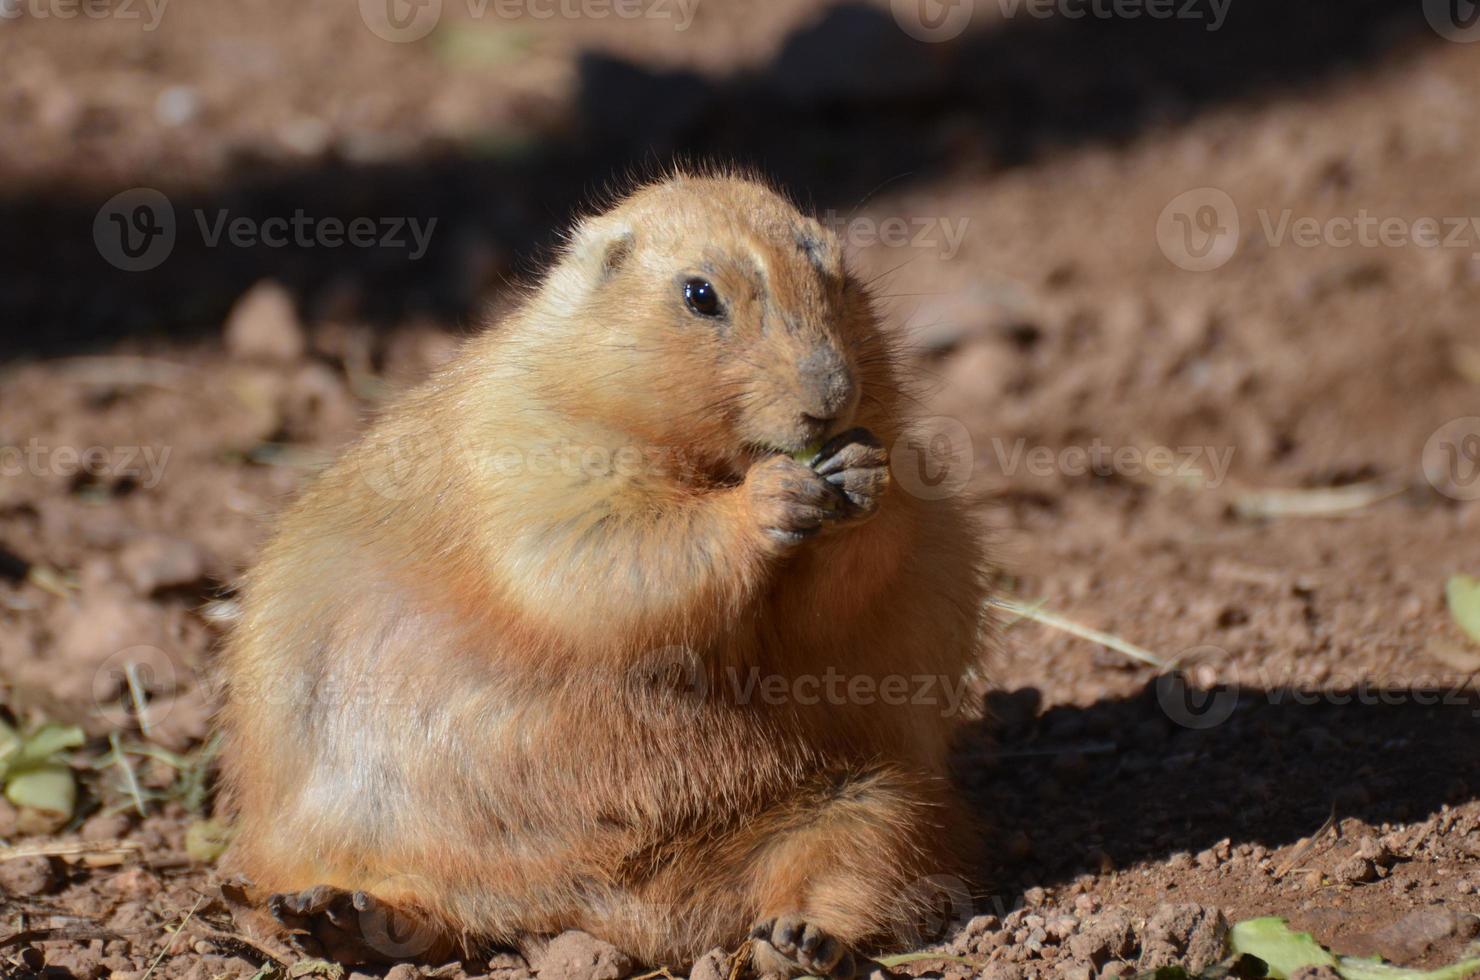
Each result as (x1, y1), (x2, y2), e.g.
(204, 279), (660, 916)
(959, 678), (1480, 898)
(0, 0), (1440, 358)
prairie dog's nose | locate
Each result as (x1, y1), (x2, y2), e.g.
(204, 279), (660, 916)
(798, 346), (856, 424)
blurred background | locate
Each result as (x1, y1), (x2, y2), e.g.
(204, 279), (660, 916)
(2, 0), (1480, 975)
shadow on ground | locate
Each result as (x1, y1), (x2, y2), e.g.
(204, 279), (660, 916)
(960, 678), (1479, 903)
(0, 0), (1444, 357)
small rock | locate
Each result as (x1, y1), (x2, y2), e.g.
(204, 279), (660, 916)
(1023, 886), (1048, 907)
(16, 803), (70, 836)
(106, 867), (162, 901)
(1137, 904), (1227, 973)
(1356, 836), (1390, 864)
(224, 280), (306, 362)
(43, 947), (107, 980)
(119, 535), (206, 595)
(529, 931), (633, 980)
(1369, 907), (1477, 961)
(1066, 909), (1135, 966)
(1334, 856), (1375, 885)
(686, 948), (727, 980)
(951, 914), (1002, 955)
(1046, 916), (1078, 941)
(385, 965), (419, 980)
(80, 810), (133, 841)
(0, 855), (61, 896)
(155, 85), (198, 127)
(1290, 968), (1343, 980)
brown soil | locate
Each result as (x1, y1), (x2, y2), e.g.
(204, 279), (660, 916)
(2, 1), (1478, 978)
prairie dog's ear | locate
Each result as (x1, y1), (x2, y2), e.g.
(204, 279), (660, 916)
(794, 217), (842, 280)
(572, 216), (635, 280)
(546, 215), (635, 316)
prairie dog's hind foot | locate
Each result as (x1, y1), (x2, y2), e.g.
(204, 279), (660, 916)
(749, 916), (857, 980)
(268, 885), (455, 965)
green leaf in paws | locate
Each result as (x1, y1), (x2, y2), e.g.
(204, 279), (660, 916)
(790, 441), (825, 463)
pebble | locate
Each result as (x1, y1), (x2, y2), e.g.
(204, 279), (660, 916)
(106, 868), (162, 901)
(224, 280), (306, 362)
(1370, 906), (1478, 961)
(118, 534), (205, 594)
(0, 855), (61, 896)
(80, 810), (133, 841)
(529, 931), (634, 980)
(685, 949), (727, 980)
(1334, 856), (1375, 884)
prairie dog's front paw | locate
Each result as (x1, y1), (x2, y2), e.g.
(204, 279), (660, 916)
(749, 916), (857, 979)
(811, 428), (889, 520)
(745, 455), (846, 549)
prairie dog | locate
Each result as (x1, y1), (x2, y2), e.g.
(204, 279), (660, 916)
(219, 173), (990, 976)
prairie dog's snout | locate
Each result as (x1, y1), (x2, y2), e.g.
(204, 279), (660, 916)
(796, 345), (857, 432)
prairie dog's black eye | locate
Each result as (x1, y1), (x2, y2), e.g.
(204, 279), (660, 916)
(683, 278), (722, 318)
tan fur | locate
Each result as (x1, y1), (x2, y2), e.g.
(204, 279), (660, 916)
(218, 172), (991, 971)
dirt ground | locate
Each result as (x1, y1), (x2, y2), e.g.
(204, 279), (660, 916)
(2, 1), (1479, 977)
